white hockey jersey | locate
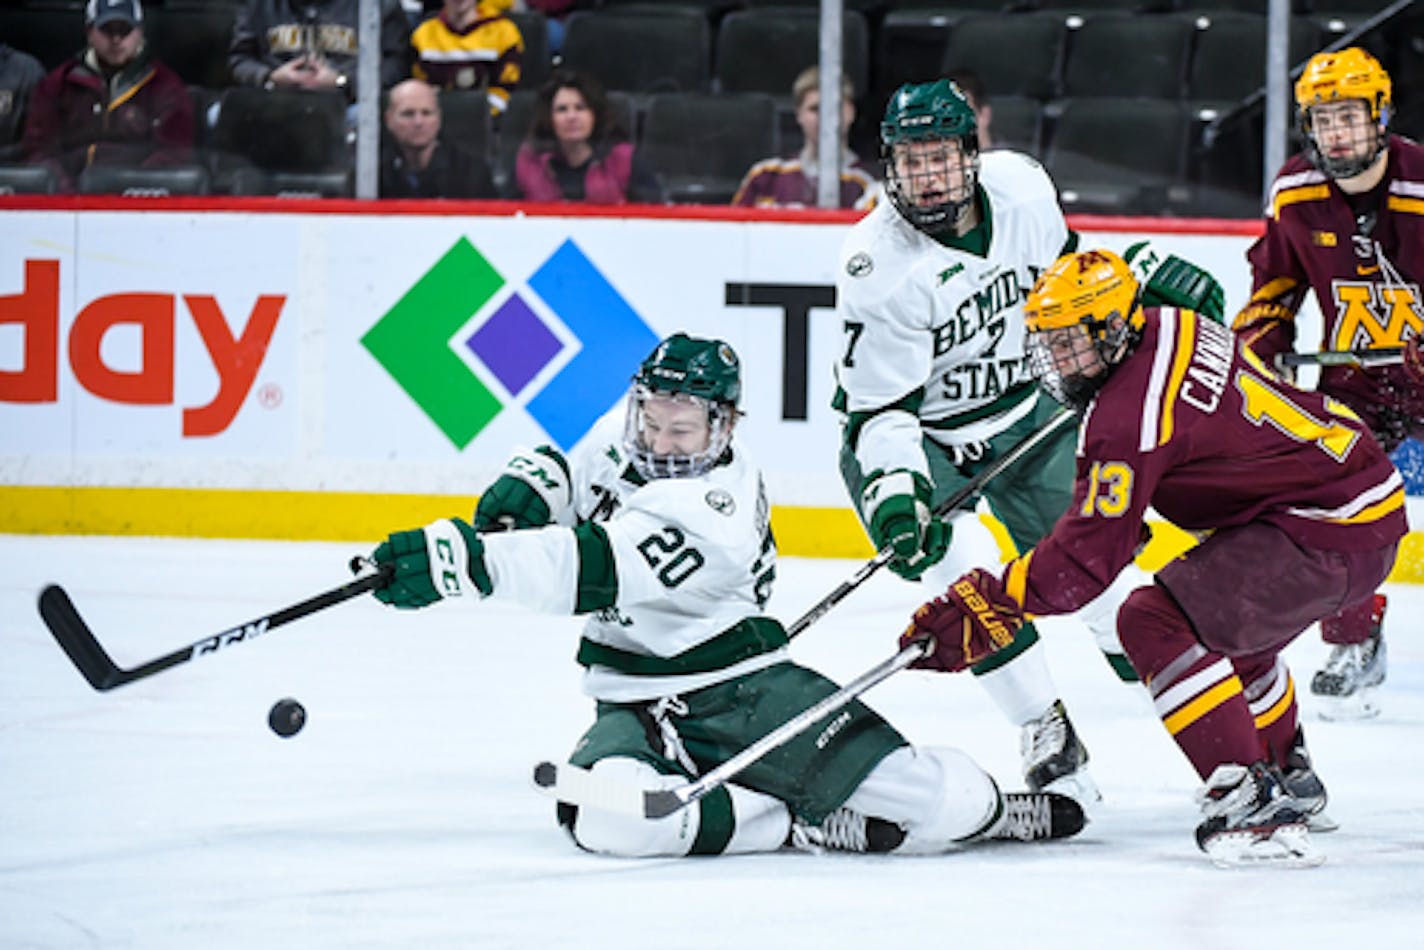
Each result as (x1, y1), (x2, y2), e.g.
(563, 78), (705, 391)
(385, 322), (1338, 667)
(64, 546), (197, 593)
(479, 410), (784, 702)
(835, 150), (1070, 478)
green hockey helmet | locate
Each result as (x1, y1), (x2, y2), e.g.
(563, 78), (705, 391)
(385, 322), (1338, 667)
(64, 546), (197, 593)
(880, 79), (980, 232)
(625, 333), (742, 479)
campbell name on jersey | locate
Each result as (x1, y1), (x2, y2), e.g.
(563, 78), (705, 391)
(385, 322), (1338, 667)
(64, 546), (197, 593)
(1006, 308), (1407, 620)
(481, 410), (782, 702)
(836, 150), (1070, 455)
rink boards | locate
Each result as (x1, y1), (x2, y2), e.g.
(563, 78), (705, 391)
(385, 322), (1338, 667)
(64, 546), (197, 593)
(2, 199), (1419, 580)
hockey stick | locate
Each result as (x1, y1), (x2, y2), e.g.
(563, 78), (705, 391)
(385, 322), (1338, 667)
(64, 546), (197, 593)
(532, 637), (933, 819)
(1277, 347), (1404, 369)
(38, 565), (393, 692)
(785, 405), (1075, 638)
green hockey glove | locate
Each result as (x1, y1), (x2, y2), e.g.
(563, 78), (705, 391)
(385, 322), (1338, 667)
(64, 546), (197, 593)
(474, 445), (571, 532)
(862, 469), (950, 580)
(371, 518), (493, 609)
(1124, 240), (1226, 323)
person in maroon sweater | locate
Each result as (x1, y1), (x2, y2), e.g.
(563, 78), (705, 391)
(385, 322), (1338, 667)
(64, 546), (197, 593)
(1231, 48), (1424, 720)
(900, 248), (1407, 866)
(21, 0), (192, 192)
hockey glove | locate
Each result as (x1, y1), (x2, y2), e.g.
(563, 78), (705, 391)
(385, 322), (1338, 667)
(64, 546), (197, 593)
(474, 445), (571, 533)
(1124, 240), (1226, 323)
(899, 568), (1024, 673)
(371, 518), (493, 609)
(1405, 335), (1424, 387)
(862, 469), (949, 580)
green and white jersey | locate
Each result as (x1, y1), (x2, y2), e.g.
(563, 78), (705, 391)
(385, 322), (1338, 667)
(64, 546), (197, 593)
(480, 410), (783, 703)
(835, 150), (1070, 479)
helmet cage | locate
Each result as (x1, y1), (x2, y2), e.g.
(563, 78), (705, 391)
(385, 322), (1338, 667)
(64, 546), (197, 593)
(624, 386), (735, 480)
(883, 136), (980, 233)
(1027, 314), (1135, 411)
(1295, 48), (1392, 179)
(1024, 250), (1142, 410)
(880, 79), (981, 233)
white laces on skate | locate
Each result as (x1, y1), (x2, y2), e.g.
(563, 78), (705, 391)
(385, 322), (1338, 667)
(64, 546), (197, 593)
(789, 808), (869, 853)
(1022, 706), (1069, 770)
(995, 794), (1053, 840)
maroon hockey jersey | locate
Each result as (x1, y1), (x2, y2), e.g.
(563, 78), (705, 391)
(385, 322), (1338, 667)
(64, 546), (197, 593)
(1233, 136), (1424, 447)
(1004, 308), (1407, 618)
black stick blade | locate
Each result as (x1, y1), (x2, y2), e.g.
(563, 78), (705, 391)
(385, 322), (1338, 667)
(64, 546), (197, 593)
(38, 585), (125, 691)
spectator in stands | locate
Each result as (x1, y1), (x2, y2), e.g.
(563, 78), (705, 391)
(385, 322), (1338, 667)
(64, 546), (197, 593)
(380, 78), (496, 198)
(945, 68), (993, 149)
(731, 66), (877, 210)
(524, 0), (593, 56)
(21, 0), (193, 192)
(229, 0), (410, 100)
(514, 68), (663, 204)
(1, 44), (44, 158)
(411, 0), (522, 116)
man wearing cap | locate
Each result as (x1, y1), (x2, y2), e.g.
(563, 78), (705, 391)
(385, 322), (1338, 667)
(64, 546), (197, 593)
(21, 0), (193, 192)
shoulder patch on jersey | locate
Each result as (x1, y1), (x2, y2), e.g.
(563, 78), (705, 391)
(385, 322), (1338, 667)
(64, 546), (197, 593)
(846, 251), (874, 278)
(705, 488), (736, 516)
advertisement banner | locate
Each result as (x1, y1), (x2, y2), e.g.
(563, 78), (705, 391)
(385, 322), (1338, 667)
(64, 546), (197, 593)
(11, 205), (1418, 582)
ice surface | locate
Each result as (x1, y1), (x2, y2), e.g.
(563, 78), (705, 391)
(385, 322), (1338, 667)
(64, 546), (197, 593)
(2, 535), (1421, 949)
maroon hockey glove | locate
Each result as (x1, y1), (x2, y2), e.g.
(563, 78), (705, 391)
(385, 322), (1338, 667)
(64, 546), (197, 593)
(899, 568), (1024, 673)
(1404, 336), (1424, 387)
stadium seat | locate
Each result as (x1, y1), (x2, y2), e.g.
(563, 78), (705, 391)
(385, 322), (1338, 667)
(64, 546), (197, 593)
(1061, 13), (1194, 99)
(1037, 0), (1177, 11)
(227, 169), (352, 198)
(145, 2), (242, 89)
(1187, 12), (1323, 105)
(1301, 0), (1397, 11)
(986, 95), (1044, 157)
(597, 0), (733, 10)
(0, 164), (58, 195)
(436, 89), (493, 162)
(211, 88), (348, 177)
(560, 9), (711, 94)
(507, 10), (551, 92)
(0, 3), (87, 70)
(874, 10), (966, 102)
(740, 0), (883, 9)
(885, 1), (1021, 9)
(714, 8), (870, 103)
(1044, 97), (1189, 214)
(640, 92), (778, 204)
(77, 164), (211, 196)
(940, 14), (1068, 101)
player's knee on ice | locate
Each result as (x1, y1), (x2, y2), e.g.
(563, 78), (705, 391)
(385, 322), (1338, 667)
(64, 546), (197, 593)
(562, 757), (790, 857)
(845, 746), (1000, 852)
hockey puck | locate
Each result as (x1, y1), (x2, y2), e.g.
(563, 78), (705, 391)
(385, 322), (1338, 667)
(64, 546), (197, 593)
(268, 698), (306, 738)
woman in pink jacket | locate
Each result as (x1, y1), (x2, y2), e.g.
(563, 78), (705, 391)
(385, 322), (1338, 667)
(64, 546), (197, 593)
(514, 68), (663, 204)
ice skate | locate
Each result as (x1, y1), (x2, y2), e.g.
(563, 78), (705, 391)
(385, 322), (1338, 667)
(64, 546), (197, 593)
(1194, 762), (1323, 868)
(981, 791), (1086, 842)
(1312, 594), (1386, 721)
(1280, 726), (1337, 833)
(787, 807), (906, 854)
(1021, 699), (1101, 807)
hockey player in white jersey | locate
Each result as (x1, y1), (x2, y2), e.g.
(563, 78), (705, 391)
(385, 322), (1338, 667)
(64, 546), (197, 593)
(369, 332), (1084, 856)
(835, 80), (1222, 806)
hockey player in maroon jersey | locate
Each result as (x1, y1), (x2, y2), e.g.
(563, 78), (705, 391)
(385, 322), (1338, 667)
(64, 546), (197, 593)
(900, 249), (1406, 866)
(1232, 48), (1423, 719)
